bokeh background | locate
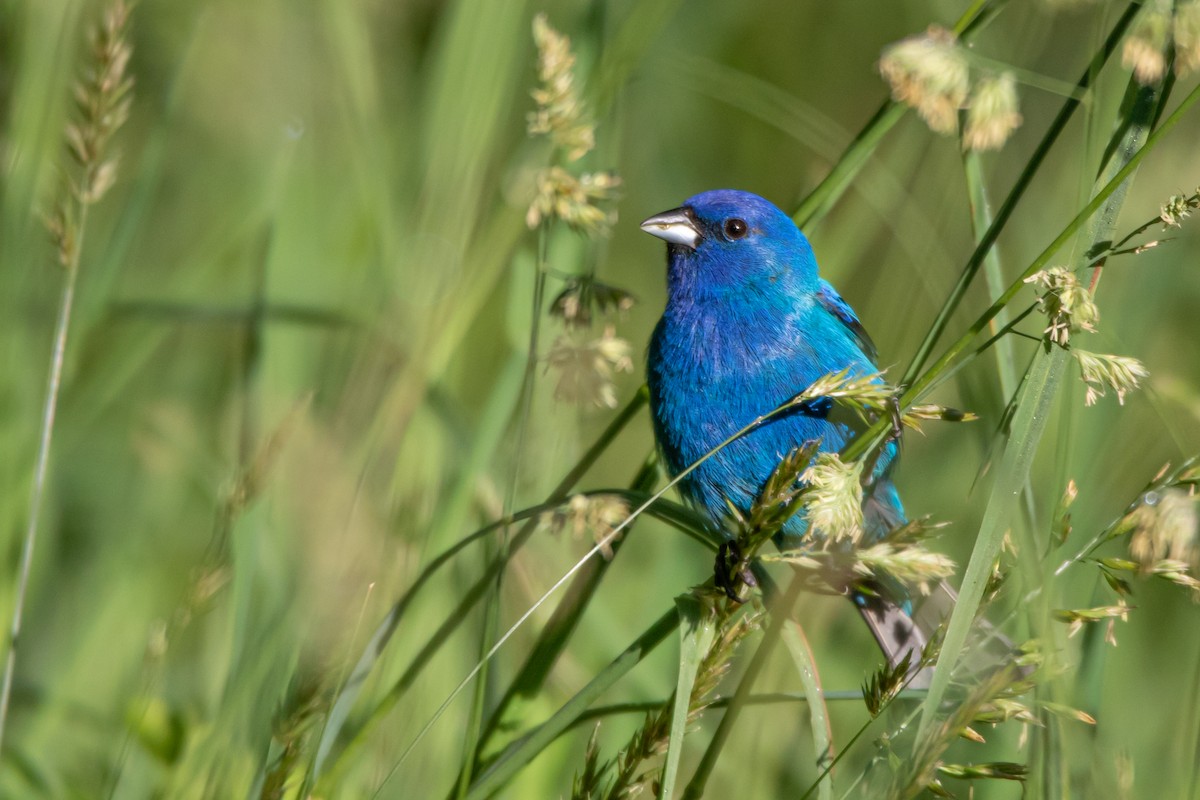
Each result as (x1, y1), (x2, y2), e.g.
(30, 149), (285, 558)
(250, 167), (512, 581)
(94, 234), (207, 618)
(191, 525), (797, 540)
(1, 0), (1199, 797)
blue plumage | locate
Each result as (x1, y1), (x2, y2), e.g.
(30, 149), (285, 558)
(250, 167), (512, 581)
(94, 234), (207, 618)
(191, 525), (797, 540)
(641, 189), (926, 670)
(643, 190), (901, 540)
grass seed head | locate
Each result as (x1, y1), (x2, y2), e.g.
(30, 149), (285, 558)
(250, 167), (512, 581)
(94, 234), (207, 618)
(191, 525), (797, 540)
(545, 325), (633, 408)
(1123, 2), (1171, 85)
(879, 26), (970, 135)
(964, 72), (1022, 151)
(801, 453), (864, 543)
(528, 13), (595, 161)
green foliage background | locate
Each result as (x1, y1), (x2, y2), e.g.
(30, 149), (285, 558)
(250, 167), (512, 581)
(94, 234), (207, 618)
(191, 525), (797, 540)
(1, 0), (1198, 797)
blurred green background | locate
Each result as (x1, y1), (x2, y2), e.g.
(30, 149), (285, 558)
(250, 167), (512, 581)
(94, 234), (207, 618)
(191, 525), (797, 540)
(1, 0), (1199, 797)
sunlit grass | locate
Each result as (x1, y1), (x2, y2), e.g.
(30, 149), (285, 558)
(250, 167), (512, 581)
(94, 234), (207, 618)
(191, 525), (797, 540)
(1, 1), (1199, 799)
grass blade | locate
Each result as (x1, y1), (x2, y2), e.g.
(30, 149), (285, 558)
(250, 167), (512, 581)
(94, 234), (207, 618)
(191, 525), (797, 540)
(465, 608), (681, 800)
(659, 595), (717, 800)
(781, 621), (833, 800)
(914, 344), (1064, 740)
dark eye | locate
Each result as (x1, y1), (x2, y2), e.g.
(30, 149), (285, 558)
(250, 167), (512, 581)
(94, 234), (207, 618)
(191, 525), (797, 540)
(724, 218), (748, 239)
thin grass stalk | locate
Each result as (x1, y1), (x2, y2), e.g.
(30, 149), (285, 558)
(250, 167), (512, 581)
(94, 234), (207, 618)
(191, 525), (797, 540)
(680, 575), (805, 800)
(564, 690), (892, 730)
(898, 1), (1140, 388)
(797, 670), (932, 800)
(919, 302), (1040, 398)
(963, 152), (1019, 397)
(592, 0), (687, 115)
(0, 1), (132, 756)
(0, 231), (83, 759)
(791, 102), (906, 230)
(472, 454), (661, 769)
(454, 226), (551, 800)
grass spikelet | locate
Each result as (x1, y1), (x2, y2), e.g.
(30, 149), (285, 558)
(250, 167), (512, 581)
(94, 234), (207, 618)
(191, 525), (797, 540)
(529, 13), (596, 161)
(801, 453), (865, 544)
(964, 72), (1022, 152)
(526, 167), (621, 234)
(789, 367), (896, 416)
(1024, 266), (1099, 346)
(1122, 1), (1171, 85)
(1072, 350), (1149, 406)
(879, 26), (969, 135)
(545, 325), (634, 408)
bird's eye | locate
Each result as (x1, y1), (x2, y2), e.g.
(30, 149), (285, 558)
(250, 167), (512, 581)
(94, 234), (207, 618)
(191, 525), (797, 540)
(723, 218), (748, 239)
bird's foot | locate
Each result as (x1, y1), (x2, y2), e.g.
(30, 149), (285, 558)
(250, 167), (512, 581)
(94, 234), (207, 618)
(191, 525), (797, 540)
(714, 540), (757, 603)
(886, 394), (904, 445)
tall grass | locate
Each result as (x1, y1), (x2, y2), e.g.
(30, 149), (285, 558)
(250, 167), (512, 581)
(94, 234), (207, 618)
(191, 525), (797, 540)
(1, 1), (1199, 798)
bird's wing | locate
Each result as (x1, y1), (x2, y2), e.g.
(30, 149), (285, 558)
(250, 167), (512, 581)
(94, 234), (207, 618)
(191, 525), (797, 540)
(816, 279), (878, 363)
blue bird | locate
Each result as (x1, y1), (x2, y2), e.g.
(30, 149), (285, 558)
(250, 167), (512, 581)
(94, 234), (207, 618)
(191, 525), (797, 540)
(641, 189), (939, 676)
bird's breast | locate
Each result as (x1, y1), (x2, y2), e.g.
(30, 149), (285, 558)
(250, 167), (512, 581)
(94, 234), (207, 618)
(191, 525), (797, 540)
(648, 304), (834, 470)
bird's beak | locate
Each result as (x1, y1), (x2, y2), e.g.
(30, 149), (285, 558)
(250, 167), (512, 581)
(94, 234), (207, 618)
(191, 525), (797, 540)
(640, 206), (702, 250)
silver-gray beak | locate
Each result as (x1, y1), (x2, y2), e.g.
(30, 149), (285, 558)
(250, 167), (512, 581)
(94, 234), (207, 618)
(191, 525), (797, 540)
(640, 207), (702, 250)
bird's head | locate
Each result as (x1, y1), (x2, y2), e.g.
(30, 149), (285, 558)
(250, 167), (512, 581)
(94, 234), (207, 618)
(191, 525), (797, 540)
(640, 189), (818, 299)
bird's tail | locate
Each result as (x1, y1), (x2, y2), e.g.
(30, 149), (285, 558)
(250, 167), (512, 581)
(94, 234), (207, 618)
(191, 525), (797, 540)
(854, 580), (1016, 688)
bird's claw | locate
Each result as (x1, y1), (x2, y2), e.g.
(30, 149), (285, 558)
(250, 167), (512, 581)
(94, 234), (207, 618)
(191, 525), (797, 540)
(715, 540), (756, 603)
(886, 394), (904, 445)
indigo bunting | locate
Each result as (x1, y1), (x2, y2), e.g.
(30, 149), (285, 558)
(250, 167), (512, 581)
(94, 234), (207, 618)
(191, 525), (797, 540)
(641, 189), (937, 675)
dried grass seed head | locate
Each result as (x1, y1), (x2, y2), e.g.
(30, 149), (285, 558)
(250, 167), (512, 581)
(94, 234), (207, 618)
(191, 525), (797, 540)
(856, 541), (956, 596)
(550, 277), (636, 329)
(1123, 1), (1172, 85)
(526, 167), (621, 235)
(545, 324), (633, 409)
(964, 71), (1022, 151)
(541, 493), (630, 559)
(1177, 1), (1200, 75)
(879, 26), (969, 135)
(1072, 350), (1149, 406)
(801, 452), (864, 543)
(1025, 266), (1099, 346)
(1127, 487), (1199, 573)
(528, 13), (595, 161)
(1160, 189), (1200, 227)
